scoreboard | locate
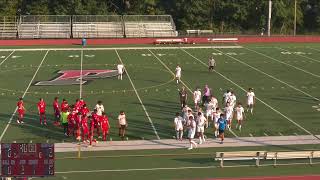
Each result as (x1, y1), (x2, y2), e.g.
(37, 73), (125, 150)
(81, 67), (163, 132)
(1, 143), (54, 177)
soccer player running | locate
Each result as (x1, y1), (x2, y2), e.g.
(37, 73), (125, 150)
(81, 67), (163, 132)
(91, 109), (100, 138)
(17, 98), (25, 124)
(217, 114), (227, 144)
(179, 86), (188, 108)
(224, 102), (234, 130)
(53, 97), (60, 126)
(117, 64), (125, 80)
(196, 112), (207, 144)
(235, 103), (245, 131)
(186, 116), (197, 150)
(37, 98), (47, 125)
(174, 112), (184, 141)
(208, 56), (216, 72)
(193, 87), (201, 111)
(175, 64), (182, 84)
(247, 88), (256, 114)
(118, 111), (127, 140)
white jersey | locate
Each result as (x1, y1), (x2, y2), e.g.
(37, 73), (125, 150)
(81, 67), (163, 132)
(235, 106), (244, 120)
(197, 115), (206, 128)
(95, 104), (104, 116)
(211, 97), (218, 108)
(174, 116), (184, 131)
(225, 106), (234, 120)
(117, 64), (124, 74)
(213, 111), (221, 123)
(187, 120), (196, 138)
(223, 92), (231, 104)
(193, 90), (201, 102)
(205, 102), (214, 117)
(230, 95), (237, 107)
(247, 91), (255, 104)
(118, 114), (126, 125)
(175, 66), (181, 77)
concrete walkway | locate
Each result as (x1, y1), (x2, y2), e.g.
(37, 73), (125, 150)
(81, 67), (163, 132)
(55, 135), (320, 152)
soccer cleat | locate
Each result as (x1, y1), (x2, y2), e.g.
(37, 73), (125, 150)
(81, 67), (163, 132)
(20, 121), (24, 124)
(187, 147), (193, 150)
(64, 133), (68, 136)
(220, 141), (223, 144)
(17, 120), (20, 124)
(44, 122), (47, 126)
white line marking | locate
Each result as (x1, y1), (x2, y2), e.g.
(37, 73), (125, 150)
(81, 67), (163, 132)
(249, 133), (253, 137)
(245, 47), (320, 78)
(264, 133), (269, 136)
(0, 51), (15, 66)
(278, 47), (320, 63)
(294, 133), (299, 136)
(149, 49), (238, 138)
(279, 132), (283, 136)
(181, 49), (317, 138)
(214, 49), (320, 102)
(0, 50), (50, 141)
(80, 49), (83, 98)
(115, 50), (160, 140)
(0, 46), (243, 52)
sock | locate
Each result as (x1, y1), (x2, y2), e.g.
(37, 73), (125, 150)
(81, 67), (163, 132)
(180, 131), (183, 139)
(176, 80), (179, 84)
(250, 108), (253, 113)
(214, 131), (217, 137)
(239, 125), (242, 130)
(176, 131), (179, 139)
(190, 143), (193, 149)
(203, 136), (206, 142)
(199, 137), (202, 144)
(236, 124), (238, 129)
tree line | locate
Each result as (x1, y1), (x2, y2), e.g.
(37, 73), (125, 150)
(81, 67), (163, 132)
(0, 0), (320, 35)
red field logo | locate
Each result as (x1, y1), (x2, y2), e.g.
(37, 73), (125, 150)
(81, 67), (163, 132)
(35, 70), (118, 85)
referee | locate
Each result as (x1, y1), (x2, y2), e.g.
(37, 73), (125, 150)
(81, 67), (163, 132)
(208, 56), (216, 72)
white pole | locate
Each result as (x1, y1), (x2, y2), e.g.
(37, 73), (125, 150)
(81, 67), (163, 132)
(80, 48), (83, 99)
(294, 0), (297, 36)
(268, 0), (272, 37)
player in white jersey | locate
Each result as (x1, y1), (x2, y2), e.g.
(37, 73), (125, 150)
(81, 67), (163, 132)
(224, 102), (234, 130)
(213, 107), (222, 137)
(175, 65), (182, 84)
(186, 116), (197, 150)
(205, 97), (217, 124)
(223, 90), (231, 106)
(193, 88), (202, 111)
(229, 91), (237, 108)
(196, 112), (207, 144)
(94, 100), (104, 116)
(247, 88), (255, 114)
(235, 103), (245, 131)
(117, 64), (125, 80)
(174, 112), (184, 141)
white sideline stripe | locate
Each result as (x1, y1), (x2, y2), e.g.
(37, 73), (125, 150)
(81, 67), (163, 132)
(245, 47), (320, 78)
(277, 47), (320, 63)
(214, 49), (320, 102)
(181, 49), (317, 138)
(0, 51), (15, 66)
(0, 46), (243, 52)
(0, 50), (50, 141)
(115, 50), (160, 140)
(149, 49), (238, 138)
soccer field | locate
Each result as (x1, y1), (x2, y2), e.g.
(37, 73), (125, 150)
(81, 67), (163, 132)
(0, 43), (319, 143)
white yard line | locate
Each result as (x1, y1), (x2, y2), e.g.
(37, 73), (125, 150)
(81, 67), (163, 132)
(181, 49), (318, 139)
(0, 51), (15, 66)
(245, 47), (320, 78)
(148, 49), (239, 138)
(79, 48), (83, 98)
(277, 47), (320, 63)
(115, 49), (160, 140)
(0, 46), (243, 52)
(213, 48), (320, 102)
(0, 50), (50, 141)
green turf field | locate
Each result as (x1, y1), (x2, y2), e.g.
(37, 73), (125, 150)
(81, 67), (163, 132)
(0, 43), (319, 143)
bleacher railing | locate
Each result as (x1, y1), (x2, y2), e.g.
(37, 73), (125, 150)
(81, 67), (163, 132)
(0, 16), (18, 39)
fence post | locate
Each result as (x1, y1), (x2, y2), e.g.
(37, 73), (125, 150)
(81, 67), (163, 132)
(273, 152), (277, 167)
(220, 153), (224, 168)
(256, 152), (260, 167)
(310, 151), (314, 165)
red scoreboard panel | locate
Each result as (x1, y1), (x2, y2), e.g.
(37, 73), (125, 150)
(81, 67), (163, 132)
(1, 143), (54, 177)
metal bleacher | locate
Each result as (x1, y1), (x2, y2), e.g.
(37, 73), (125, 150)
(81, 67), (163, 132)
(0, 17), (18, 39)
(18, 15), (71, 39)
(72, 15), (124, 38)
(124, 15), (177, 38)
(0, 15), (178, 39)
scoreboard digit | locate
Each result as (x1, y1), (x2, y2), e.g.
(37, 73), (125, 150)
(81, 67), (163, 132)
(1, 143), (54, 177)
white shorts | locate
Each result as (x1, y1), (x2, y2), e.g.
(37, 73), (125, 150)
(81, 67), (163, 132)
(247, 100), (254, 106)
(236, 116), (243, 121)
(197, 126), (204, 133)
(194, 98), (200, 104)
(226, 113), (233, 120)
(188, 130), (195, 139)
(175, 125), (183, 131)
(214, 123), (219, 129)
(118, 71), (123, 75)
(206, 110), (213, 117)
(176, 74), (181, 78)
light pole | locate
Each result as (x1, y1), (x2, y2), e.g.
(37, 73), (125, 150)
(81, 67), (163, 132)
(267, 0), (272, 37)
(294, 0), (297, 36)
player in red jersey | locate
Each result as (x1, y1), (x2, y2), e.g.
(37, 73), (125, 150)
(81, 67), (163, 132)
(91, 109), (101, 138)
(100, 112), (110, 141)
(89, 115), (98, 147)
(81, 104), (90, 118)
(79, 98), (86, 108)
(53, 97), (60, 126)
(17, 98), (25, 124)
(75, 99), (81, 112)
(37, 98), (47, 125)
(61, 99), (69, 113)
(67, 105), (76, 137)
(81, 115), (90, 143)
(75, 112), (83, 141)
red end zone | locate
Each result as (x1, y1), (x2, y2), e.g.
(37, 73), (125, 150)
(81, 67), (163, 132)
(0, 36), (320, 46)
(211, 175), (320, 180)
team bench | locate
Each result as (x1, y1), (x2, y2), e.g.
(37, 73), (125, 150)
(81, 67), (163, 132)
(215, 151), (320, 168)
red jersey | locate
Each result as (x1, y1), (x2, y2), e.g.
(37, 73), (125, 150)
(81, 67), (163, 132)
(81, 117), (88, 129)
(100, 116), (110, 131)
(61, 101), (69, 112)
(17, 101), (25, 113)
(37, 101), (46, 113)
(81, 107), (90, 117)
(53, 100), (59, 111)
(79, 100), (86, 107)
(91, 112), (99, 125)
(75, 101), (82, 110)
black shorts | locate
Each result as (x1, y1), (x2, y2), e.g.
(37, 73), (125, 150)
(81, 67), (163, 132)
(119, 125), (126, 129)
(209, 66), (214, 69)
(219, 129), (224, 134)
